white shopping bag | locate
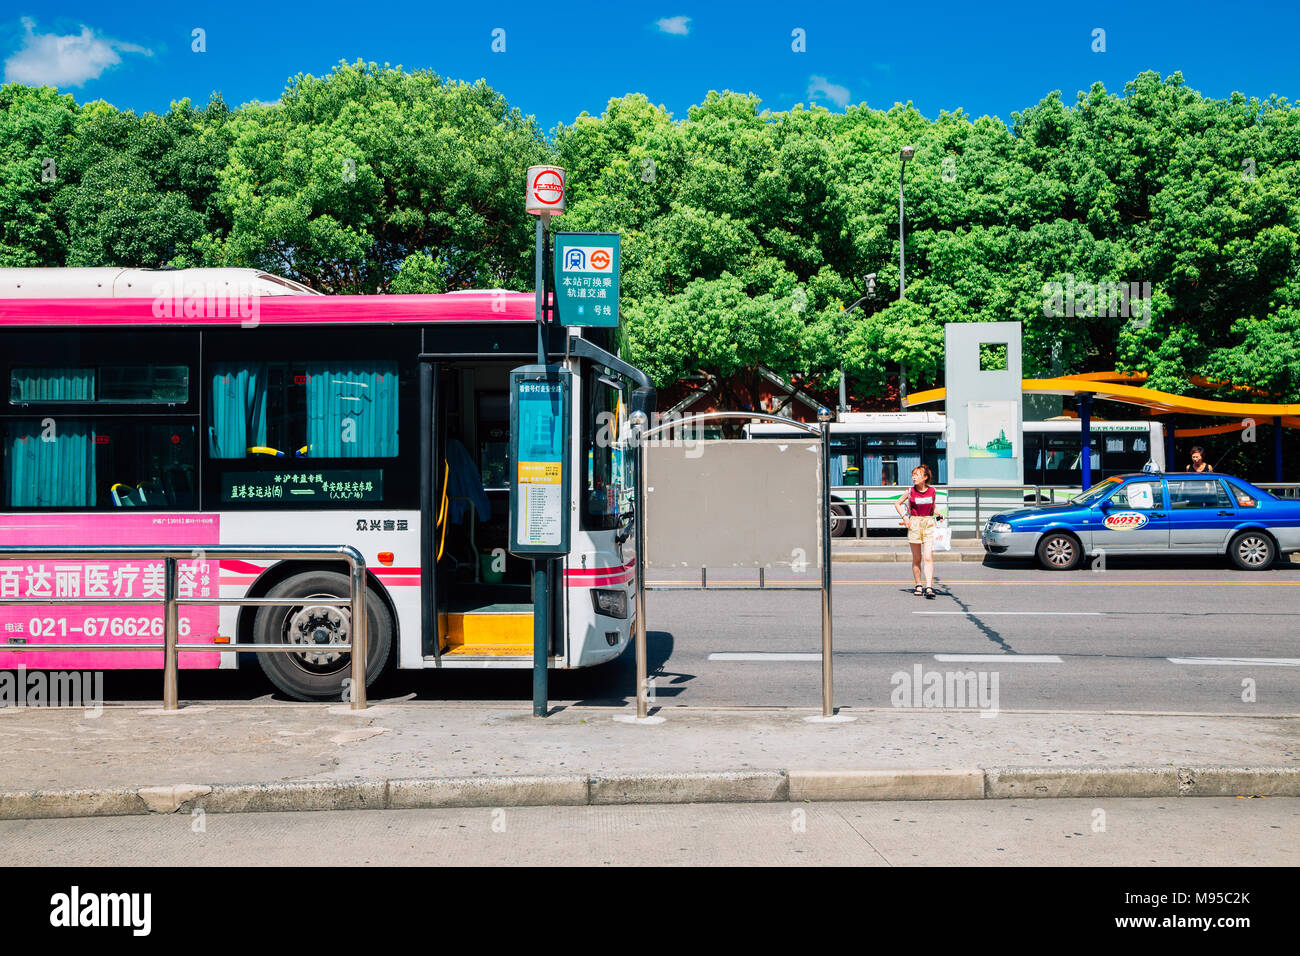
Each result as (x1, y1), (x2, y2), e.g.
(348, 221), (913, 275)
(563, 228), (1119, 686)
(933, 524), (952, 552)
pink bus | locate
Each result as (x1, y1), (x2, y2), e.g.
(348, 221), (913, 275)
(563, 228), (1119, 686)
(0, 269), (651, 700)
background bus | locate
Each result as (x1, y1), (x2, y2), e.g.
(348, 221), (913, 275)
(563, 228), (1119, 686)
(748, 412), (1166, 535)
(0, 268), (652, 700)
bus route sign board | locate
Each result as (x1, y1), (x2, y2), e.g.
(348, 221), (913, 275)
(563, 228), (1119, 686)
(220, 470), (383, 504)
(508, 365), (573, 556)
(554, 232), (619, 327)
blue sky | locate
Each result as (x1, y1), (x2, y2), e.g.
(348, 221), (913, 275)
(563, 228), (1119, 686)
(3, 1), (1297, 132)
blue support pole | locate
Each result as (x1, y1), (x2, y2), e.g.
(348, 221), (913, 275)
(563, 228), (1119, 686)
(1079, 394), (1093, 489)
(1275, 416), (1285, 483)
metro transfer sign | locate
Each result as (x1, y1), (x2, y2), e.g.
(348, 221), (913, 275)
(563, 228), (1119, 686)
(553, 232), (620, 328)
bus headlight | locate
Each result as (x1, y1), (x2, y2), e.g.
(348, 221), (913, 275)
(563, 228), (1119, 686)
(591, 589), (628, 619)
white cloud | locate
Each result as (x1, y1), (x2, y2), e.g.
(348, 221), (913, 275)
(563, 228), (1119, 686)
(3, 17), (152, 88)
(655, 16), (692, 36)
(807, 74), (850, 109)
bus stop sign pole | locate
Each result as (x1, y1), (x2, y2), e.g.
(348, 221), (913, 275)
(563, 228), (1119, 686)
(521, 166), (567, 718)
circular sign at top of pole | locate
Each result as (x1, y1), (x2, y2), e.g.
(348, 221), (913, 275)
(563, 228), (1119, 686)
(526, 165), (566, 216)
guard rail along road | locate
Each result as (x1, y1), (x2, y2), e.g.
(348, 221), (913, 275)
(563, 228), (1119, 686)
(0, 545), (369, 711)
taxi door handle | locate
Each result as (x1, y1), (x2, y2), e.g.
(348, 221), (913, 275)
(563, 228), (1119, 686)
(1217, 510), (1234, 516)
(1151, 512), (1165, 518)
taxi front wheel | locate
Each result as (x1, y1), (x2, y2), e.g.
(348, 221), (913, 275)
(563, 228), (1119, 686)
(1036, 532), (1082, 571)
(1229, 531), (1276, 571)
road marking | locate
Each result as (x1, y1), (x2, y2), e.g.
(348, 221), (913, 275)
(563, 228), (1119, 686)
(707, 652), (822, 662)
(1167, 657), (1300, 667)
(934, 654), (1063, 663)
(914, 611), (1102, 616)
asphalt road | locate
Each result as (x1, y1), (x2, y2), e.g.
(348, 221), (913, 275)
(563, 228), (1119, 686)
(1, 798), (1294, 866)
(76, 557), (1300, 714)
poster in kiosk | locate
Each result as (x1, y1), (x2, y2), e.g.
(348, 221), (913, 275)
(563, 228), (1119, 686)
(509, 365), (573, 557)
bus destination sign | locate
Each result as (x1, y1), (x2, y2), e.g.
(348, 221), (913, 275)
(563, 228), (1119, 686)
(221, 470), (384, 504)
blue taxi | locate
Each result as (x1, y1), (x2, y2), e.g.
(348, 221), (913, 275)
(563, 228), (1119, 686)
(981, 473), (1300, 571)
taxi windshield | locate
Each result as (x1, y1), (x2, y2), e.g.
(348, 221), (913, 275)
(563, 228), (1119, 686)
(1070, 477), (1123, 505)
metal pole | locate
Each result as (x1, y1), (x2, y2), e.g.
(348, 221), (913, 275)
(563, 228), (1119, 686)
(533, 562), (548, 716)
(820, 412), (834, 718)
(898, 163), (908, 408)
(163, 556), (179, 710)
(535, 216), (546, 365)
(532, 212), (549, 717)
(1080, 394), (1093, 489)
(1274, 416), (1284, 483)
(349, 557), (368, 710)
(632, 418), (649, 719)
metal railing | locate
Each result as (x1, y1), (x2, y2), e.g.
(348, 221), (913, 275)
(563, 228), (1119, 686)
(1258, 483), (1300, 499)
(0, 545), (368, 711)
(830, 484), (1069, 536)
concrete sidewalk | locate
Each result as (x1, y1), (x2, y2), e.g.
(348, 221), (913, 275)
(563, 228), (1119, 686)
(0, 702), (1295, 819)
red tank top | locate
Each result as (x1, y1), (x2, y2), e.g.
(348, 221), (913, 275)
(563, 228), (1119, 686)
(908, 485), (936, 517)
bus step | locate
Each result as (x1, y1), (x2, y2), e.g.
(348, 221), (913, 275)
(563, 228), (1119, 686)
(443, 608), (532, 654)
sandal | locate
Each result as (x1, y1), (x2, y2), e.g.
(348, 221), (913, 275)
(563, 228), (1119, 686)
(913, 585), (924, 596)
(924, 587), (936, 599)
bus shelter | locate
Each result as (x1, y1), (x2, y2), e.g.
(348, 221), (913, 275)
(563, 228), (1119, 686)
(906, 373), (1300, 485)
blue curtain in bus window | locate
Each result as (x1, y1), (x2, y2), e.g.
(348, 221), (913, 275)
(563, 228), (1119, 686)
(897, 453), (921, 480)
(862, 455), (884, 485)
(10, 368), (95, 402)
(209, 364), (267, 458)
(305, 362), (398, 457)
(6, 422), (96, 507)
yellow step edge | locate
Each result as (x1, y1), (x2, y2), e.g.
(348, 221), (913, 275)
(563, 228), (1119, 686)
(442, 643), (533, 657)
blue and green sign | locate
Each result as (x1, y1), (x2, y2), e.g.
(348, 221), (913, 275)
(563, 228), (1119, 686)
(554, 232), (619, 327)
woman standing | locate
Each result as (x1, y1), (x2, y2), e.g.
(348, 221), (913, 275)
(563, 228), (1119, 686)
(894, 464), (941, 599)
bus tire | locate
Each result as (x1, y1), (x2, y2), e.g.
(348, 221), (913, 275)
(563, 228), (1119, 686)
(1228, 530), (1275, 571)
(252, 570), (393, 702)
(830, 502), (853, 537)
(1036, 532), (1082, 571)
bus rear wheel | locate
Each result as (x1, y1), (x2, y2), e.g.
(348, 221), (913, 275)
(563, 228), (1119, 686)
(252, 570), (393, 702)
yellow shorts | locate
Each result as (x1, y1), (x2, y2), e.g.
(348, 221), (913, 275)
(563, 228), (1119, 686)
(908, 515), (937, 544)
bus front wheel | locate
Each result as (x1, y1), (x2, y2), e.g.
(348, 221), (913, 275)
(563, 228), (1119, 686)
(829, 502), (853, 537)
(252, 570), (393, 702)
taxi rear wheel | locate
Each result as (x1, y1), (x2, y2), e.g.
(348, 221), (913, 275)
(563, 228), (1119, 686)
(1036, 532), (1082, 571)
(1228, 531), (1275, 571)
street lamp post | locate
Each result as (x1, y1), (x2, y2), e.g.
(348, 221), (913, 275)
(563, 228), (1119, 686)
(837, 273), (877, 416)
(898, 145), (915, 409)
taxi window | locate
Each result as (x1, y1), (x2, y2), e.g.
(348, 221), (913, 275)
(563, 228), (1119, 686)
(1225, 481), (1258, 509)
(1108, 480), (1160, 510)
(1168, 479), (1231, 510)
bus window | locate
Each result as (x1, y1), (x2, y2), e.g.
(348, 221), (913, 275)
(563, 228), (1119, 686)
(209, 361), (399, 459)
(922, 434), (947, 483)
(863, 434), (920, 485)
(3, 421), (197, 509)
(476, 393), (509, 489)
(829, 436), (859, 485)
(10, 365), (189, 404)
(1100, 432), (1150, 474)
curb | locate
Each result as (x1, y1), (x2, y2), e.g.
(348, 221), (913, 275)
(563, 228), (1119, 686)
(2, 766), (1296, 820)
